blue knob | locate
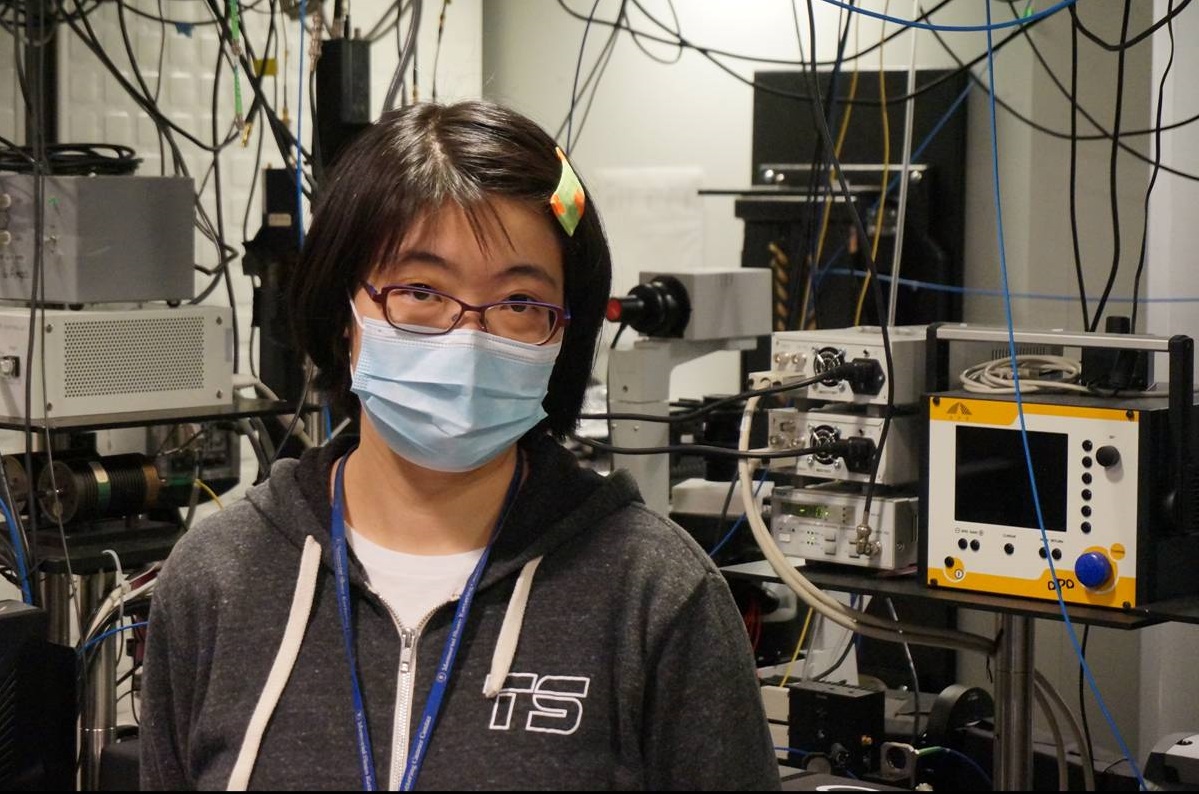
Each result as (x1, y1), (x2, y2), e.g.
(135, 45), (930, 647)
(1075, 552), (1113, 590)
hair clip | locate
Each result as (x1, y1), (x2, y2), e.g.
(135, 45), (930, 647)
(551, 147), (586, 237)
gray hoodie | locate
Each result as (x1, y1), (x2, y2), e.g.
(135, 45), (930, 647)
(140, 434), (780, 791)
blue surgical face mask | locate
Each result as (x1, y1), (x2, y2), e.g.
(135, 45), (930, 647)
(349, 302), (562, 472)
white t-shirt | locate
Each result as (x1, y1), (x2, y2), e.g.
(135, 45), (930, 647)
(348, 527), (484, 629)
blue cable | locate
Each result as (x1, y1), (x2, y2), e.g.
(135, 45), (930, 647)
(708, 468), (770, 557)
(322, 405), (333, 438)
(982, 4), (1147, 790)
(774, 746), (810, 758)
(920, 746), (994, 788)
(79, 621), (149, 655)
(295, 0), (307, 249)
(0, 495), (32, 604)
(817, 0), (1077, 33)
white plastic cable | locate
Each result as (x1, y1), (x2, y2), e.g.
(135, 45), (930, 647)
(102, 548), (128, 638)
(1036, 670), (1097, 791)
(240, 377), (316, 449)
(1034, 682), (1070, 791)
(961, 354), (1090, 394)
(482, 555), (544, 699)
(228, 535), (322, 791)
(80, 567), (159, 649)
(738, 396), (995, 655)
(885, 0), (921, 328)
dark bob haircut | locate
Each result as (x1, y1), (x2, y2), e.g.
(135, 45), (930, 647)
(289, 100), (612, 438)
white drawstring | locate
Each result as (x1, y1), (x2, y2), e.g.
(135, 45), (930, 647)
(228, 536), (322, 791)
(483, 555), (544, 698)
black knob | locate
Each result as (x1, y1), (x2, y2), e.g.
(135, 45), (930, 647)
(605, 276), (691, 337)
(1095, 446), (1121, 468)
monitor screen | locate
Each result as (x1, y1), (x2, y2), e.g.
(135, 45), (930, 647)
(954, 425), (1068, 531)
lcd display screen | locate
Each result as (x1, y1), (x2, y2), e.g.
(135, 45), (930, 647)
(954, 425), (1068, 531)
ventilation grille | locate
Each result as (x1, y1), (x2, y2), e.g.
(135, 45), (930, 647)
(63, 316), (206, 397)
(988, 343), (1062, 361)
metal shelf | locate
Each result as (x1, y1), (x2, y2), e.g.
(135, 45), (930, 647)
(721, 559), (1169, 630)
(0, 396), (297, 432)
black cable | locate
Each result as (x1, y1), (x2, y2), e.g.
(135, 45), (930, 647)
(0, 0), (102, 28)
(308, 66), (323, 184)
(568, 5), (623, 153)
(0, 134), (36, 167)
(118, 0), (268, 26)
(626, 0), (682, 65)
(616, 0), (1037, 109)
(21, 2), (46, 586)
(1067, 12), (1088, 330)
(569, 437), (825, 461)
(794, 0), (894, 523)
(431, 0), (449, 100)
(1087, 0), (1133, 334)
(609, 323), (627, 350)
(242, 111), (269, 243)
(1080, 625), (1096, 775)
(267, 373), (312, 467)
(1130, 0), (1174, 334)
(583, 366), (855, 424)
(788, 0), (852, 332)
(241, 0), (279, 245)
(565, 0), (604, 154)
(365, 0), (410, 44)
(1071, 0), (1191, 52)
(554, 2), (623, 142)
(64, 0), (235, 155)
(811, 631), (857, 681)
(887, 596), (922, 744)
(209, 33), (241, 375)
(0, 143), (140, 174)
(197, 0), (316, 198)
(154, 0), (167, 173)
(924, 10), (1199, 184)
(1101, 757), (1130, 776)
(711, 469), (740, 554)
(795, 0), (855, 330)
(557, 0), (956, 69)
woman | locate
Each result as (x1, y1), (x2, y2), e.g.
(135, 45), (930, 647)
(141, 100), (778, 791)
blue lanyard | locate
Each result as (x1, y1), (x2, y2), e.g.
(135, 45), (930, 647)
(330, 450), (524, 791)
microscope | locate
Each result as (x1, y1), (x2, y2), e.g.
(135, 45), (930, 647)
(605, 268), (771, 514)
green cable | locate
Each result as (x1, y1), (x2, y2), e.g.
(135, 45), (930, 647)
(228, 0), (245, 130)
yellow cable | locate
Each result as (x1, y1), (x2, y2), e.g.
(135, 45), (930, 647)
(768, 242), (790, 333)
(854, 0), (892, 326)
(801, 15), (862, 332)
(195, 479), (225, 510)
(779, 608), (814, 687)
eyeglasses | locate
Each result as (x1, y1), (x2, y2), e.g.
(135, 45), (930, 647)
(362, 283), (570, 346)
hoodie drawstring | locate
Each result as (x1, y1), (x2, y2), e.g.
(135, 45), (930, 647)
(228, 535), (322, 791)
(483, 555), (544, 698)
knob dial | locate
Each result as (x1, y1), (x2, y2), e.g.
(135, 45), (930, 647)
(1095, 446), (1121, 468)
(1075, 551), (1113, 590)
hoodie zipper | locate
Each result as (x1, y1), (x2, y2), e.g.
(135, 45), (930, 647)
(372, 593), (443, 791)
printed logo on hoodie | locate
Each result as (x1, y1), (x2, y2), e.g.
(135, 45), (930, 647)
(487, 673), (591, 736)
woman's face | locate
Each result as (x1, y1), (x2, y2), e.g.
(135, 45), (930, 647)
(349, 197), (566, 365)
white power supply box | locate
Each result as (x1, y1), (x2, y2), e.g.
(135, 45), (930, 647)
(768, 325), (928, 407)
(767, 407), (919, 486)
(0, 305), (233, 420)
